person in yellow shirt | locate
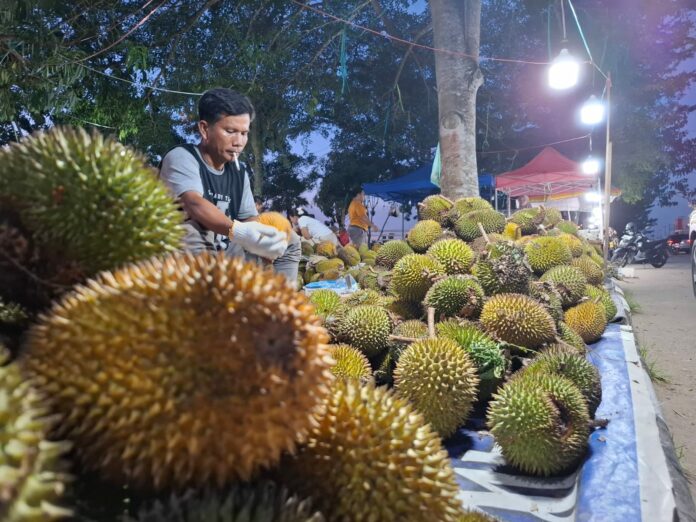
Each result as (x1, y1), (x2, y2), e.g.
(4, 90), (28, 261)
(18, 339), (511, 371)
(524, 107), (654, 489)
(347, 189), (378, 247)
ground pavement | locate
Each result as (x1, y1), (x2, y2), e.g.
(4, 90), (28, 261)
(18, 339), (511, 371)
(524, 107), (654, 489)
(617, 253), (696, 501)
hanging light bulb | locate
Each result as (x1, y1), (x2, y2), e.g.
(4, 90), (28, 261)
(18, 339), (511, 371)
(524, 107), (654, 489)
(548, 48), (580, 90)
(584, 191), (602, 202)
(582, 157), (601, 175)
(580, 95), (605, 125)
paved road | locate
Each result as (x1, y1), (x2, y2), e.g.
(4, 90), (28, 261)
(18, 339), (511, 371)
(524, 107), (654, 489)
(618, 253), (696, 500)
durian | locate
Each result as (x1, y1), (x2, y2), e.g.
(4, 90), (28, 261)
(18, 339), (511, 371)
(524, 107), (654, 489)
(426, 238), (474, 275)
(522, 346), (602, 416)
(128, 482), (324, 521)
(556, 220), (579, 235)
(508, 207), (545, 235)
(390, 254), (445, 302)
(528, 281), (564, 325)
(300, 241), (314, 256)
(393, 319), (430, 339)
(336, 245), (361, 267)
(375, 240), (414, 268)
(453, 209), (506, 242)
(540, 265), (588, 308)
(407, 220), (443, 253)
(0, 127), (182, 276)
(257, 212), (293, 241)
(447, 197), (493, 224)
(487, 373), (590, 476)
(342, 288), (386, 307)
(542, 208), (562, 227)
(558, 232), (584, 257)
(339, 305), (392, 357)
(473, 243), (531, 296)
(571, 255), (604, 285)
(424, 276), (485, 319)
(418, 195), (453, 225)
(558, 321), (587, 353)
(395, 338), (479, 437)
(387, 298), (423, 320)
(281, 379), (464, 522)
(584, 285), (617, 322)
(0, 348), (72, 521)
(21, 253), (333, 491)
(315, 241), (337, 258)
(479, 293), (557, 349)
(524, 236), (572, 274)
(314, 258), (344, 273)
(308, 289), (342, 319)
(564, 300), (608, 344)
(329, 344), (373, 381)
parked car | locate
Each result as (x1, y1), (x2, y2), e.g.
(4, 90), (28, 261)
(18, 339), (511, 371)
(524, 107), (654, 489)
(690, 209), (696, 297)
(666, 232), (690, 254)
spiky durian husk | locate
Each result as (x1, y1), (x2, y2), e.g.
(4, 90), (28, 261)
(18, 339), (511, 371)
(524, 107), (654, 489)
(418, 195), (454, 225)
(426, 238), (475, 275)
(21, 253), (333, 491)
(375, 240), (414, 268)
(338, 305), (392, 357)
(557, 232), (584, 257)
(543, 208), (562, 227)
(487, 373), (590, 476)
(393, 320), (429, 339)
(508, 207), (545, 235)
(361, 252), (376, 265)
(472, 243), (531, 296)
(387, 298), (423, 320)
(480, 293), (557, 349)
(315, 241), (337, 258)
(523, 346), (602, 416)
(314, 258), (344, 273)
(390, 254), (445, 302)
(528, 281), (564, 325)
(524, 237), (572, 274)
(502, 222), (522, 241)
(257, 212), (293, 241)
(342, 288), (387, 307)
(459, 511), (501, 521)
(435, 321), (507, 398)
(128, 482), (324, 522)
(308, 289), (342, 319)
(300, 241), (314, 256)
(281, 379), (464, 521)
(470, 233), (506, 254)
(453, 210), (506, 242)
(571, 255), (604, 285)
(0, 349), (72, 521)
(336, 245), (361, 267)
(329, 344), (373, 381)
(0, 127), (183, 276)
(424, 276), (485, 319)
(556, 220), (579, 235)
(584, 285), (617, 322)
(558, 321), (587, 353)
(589, 250), (605, 268)
(564, 301), (608, 344)
(395, 338), (479, 437)
(539, 265), (588, 308)
(447, 197), (493, 224)
(407, 220), (443, 253)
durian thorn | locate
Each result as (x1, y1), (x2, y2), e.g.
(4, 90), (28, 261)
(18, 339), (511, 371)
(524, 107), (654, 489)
(477, 222), (490, 244)
(389, 334), (421, 343)
(426, 307), (436, 339)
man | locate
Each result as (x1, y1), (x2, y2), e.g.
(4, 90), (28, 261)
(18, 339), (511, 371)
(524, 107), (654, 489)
(159, 87), (288, 266)
(347, 189), (378, 247)
(288, 208), (338, 245)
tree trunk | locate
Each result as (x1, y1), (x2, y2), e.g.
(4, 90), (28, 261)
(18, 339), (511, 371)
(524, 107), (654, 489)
(430, 0), (483, 199)
(249, 121), (264, 197)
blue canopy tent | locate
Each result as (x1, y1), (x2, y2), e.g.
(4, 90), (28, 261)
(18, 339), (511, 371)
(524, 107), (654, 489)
(362, 163), (494, 237)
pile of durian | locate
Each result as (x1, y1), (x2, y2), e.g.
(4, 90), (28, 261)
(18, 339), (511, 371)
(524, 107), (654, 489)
(298, 238), (377, 289)
(0, 127), (508, 521)
(309, 193), (616, 479)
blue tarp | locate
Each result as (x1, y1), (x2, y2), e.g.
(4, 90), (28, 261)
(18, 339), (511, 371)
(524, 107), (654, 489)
(362, 163), (494, 205)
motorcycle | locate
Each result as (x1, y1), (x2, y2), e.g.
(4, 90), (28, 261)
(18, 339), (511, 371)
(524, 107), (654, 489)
(610, 225), (669, 268)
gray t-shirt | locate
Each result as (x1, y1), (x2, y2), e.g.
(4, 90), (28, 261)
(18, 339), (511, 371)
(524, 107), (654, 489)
(160, 145), (257, 252)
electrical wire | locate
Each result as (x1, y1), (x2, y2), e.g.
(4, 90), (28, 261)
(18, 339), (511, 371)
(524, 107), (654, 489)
(291, 0), (560, 66)
(478, 133), (591, 155)
(76, 62), (204, 95)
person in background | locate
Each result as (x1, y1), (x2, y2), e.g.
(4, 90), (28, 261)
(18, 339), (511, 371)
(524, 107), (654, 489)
(288, 208), (338, 245)
(336, 226), (350, 247)
(158, 87), (289, 269)
(254, 195), (265, 214)
(347, 188), (378, 247)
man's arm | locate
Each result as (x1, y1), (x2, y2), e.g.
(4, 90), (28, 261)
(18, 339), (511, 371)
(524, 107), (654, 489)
(180, 191), (233, 235)
(300, 227), (312, 240)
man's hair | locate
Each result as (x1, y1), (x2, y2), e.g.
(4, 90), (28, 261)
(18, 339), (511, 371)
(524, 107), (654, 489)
(198, 88), (255, 124)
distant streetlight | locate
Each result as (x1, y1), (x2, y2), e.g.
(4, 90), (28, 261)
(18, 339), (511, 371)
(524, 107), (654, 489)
(548, 49), (580, 90)
(582, 157), (601, 175)
(580, 95), (605, 125)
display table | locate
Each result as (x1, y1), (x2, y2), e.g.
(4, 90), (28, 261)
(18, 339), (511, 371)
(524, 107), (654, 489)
(447, 285), (696, 521)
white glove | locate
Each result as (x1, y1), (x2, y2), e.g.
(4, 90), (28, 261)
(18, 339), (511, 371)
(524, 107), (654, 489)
(230, 220), (288, 261)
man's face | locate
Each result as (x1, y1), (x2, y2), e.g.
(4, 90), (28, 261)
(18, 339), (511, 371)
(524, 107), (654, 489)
(199, 113), (250, 166)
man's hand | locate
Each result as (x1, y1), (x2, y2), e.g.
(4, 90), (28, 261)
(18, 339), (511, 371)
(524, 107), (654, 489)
(230, 221), (288, 260)
(371, 223), (379, 232)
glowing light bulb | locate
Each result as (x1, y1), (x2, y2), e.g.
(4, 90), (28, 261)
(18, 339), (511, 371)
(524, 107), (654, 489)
(548, 49), (580, 90)
(580, 95), (605, 125)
